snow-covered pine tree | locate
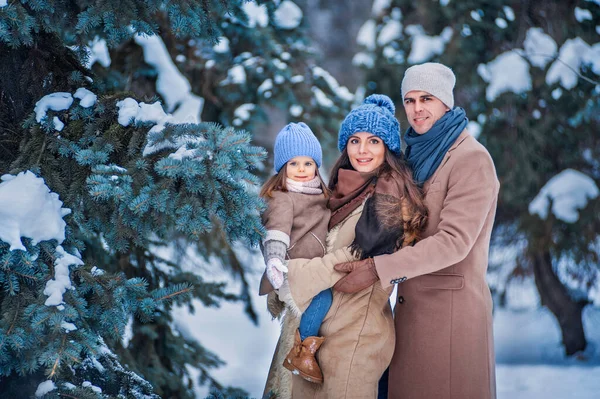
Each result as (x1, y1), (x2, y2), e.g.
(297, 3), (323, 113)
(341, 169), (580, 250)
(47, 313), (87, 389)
(87, 0), (355, 166)
(354, 0), (600, 356)
(0, 0), (276, 397)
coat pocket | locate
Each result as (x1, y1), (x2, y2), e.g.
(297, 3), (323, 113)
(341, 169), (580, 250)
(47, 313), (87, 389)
(418, 273), (464, 290)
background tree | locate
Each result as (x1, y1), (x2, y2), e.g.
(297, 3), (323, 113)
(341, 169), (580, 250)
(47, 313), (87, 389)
(1, 0), (354, 396)
(354, 0), (600, 356)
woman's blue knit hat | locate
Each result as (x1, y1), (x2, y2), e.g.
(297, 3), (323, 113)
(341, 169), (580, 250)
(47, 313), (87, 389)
(338, 94), (401, 155)
(274, 122), (322, 172)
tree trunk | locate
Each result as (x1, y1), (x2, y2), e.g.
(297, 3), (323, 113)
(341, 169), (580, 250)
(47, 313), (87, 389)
(531, 250), (587, 355)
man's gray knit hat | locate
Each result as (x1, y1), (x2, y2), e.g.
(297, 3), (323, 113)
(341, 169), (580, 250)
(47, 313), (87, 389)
(401, 62), (456, 109)
(274, 122), (322, 172)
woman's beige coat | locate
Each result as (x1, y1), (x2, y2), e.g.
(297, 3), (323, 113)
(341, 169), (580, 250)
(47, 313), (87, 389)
(264, 205), (395, 398)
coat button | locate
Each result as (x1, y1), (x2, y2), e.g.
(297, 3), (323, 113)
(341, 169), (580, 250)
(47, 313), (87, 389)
(398, 296), (405, 304)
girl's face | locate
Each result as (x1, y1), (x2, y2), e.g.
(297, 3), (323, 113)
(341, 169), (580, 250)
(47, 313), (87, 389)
(346, 132), (386, 172)
(286, 156), (317, 182)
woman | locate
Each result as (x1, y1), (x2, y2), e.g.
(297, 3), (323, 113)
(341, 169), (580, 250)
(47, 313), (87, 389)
(263, 94), (427, 398)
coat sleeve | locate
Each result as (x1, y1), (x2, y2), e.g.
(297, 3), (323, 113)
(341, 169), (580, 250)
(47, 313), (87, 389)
(278, 247), (355, 316)
(262, 192), (294, 247)
(374, 150), (499, 288)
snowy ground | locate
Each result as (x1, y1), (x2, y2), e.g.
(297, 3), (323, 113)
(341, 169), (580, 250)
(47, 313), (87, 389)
(180, 263), (600, 399)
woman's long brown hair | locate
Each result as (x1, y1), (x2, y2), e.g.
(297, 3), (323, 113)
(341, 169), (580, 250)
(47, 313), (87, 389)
(329, 147), (428, 244)
(260, 163), (330, 199)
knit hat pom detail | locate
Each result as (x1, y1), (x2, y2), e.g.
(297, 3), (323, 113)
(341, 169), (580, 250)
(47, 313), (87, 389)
(364, 94), (395, 114)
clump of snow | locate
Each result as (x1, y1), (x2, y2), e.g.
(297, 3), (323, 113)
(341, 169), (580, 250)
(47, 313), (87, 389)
(312, 87), (334, 108)
(213, 37), (230, 53)
(406, 25), (453, 64)
(122, 316), (134, 348)
(74, 88), (97, 108)
(478, 51), (531, 101)
(34, 92), (73, 123)
(242, 2), (269, 28)
(471, 10), (483, 22)
(0, 172), (70, 251)
(290, 105), (303, 117)
(495, 18), (508, 29)
(575, 7), (593, 22)
(503, 6), (515, 21)
(63, 382), (76, 390)
(274, 1), (302, 30)
(258, 79), (273, 96)
(221, 65), (247, 85)
(440, 0), (450, 6)
(524, 28), (557, 69)
(312, 67), (354, 102)
(61, 321), (77, 332)
(461, 25), (472, 37)
(377, 20), (403, 46)
(52, 117), (64, 131)
(529, 169), (599, 223)
(44, 245), (84, 306)
(551, 88), (563, 99)
(467, 121), (481, 139)
(233, 103), (255, 126)
(372, 0), (391, 16)
(353, 52), (375, 68)
(134, 34), (202, 120)
(357, 20), (376, 50)
(546, 37), (600, 89)
(0, 0), (7, 7)
(35, 381), (56, 397)
(84, 37), (111, 69)
(116, 98), (167, 128)
(82, 381), (102, 393)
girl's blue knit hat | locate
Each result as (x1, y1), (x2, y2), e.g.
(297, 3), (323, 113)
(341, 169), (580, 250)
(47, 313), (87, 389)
(274, 122), (322, 172)
(338, 94), (401, 155)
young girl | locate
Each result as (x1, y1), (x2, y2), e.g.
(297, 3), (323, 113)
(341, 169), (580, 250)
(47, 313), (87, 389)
(259, 122), (331, 384)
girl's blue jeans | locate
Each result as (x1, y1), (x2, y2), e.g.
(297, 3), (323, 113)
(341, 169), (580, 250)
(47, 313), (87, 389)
(298, 288), (332, 340)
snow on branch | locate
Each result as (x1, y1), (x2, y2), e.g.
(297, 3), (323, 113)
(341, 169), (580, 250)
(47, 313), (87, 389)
(529, 169), (599, 223)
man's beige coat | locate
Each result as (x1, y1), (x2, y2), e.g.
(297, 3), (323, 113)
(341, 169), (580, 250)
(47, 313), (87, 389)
(264, 205), (395, 398)
(375, 131), (499, 399)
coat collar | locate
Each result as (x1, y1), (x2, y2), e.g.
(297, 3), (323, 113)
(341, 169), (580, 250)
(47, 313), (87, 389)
(422, 130), (470, 193)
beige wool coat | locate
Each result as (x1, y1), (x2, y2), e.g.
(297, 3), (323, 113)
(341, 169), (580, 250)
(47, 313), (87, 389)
(375, 131), (499, 399)
(264, 204), (395, 399)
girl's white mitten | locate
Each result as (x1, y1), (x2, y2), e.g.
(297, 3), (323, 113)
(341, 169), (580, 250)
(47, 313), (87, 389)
(266, 258), (288, 289)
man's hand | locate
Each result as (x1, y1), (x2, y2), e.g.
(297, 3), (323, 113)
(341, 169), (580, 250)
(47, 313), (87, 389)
(333, 257), (379, 293)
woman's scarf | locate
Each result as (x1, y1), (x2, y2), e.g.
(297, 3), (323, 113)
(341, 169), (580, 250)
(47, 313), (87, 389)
(404, 107), (468, 186)
(328, 169), (377, 230)
(286, 177), (323, 195)
(350, 170), (426, 259)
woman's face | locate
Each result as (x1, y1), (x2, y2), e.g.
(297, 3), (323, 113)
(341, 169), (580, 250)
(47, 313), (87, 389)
(346, 132), (386, 173)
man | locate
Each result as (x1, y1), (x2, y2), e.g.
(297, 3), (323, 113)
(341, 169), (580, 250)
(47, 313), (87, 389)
(334, 62), (499, 399)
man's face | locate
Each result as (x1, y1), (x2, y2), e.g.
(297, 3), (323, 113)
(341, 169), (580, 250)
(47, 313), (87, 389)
(403, 91), (450, 135)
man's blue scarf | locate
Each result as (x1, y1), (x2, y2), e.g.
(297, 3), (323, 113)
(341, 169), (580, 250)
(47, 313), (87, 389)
(405, 107), (468, 186)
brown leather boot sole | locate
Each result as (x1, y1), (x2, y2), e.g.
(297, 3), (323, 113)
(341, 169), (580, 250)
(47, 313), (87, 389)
(283, 357), (324, 384)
